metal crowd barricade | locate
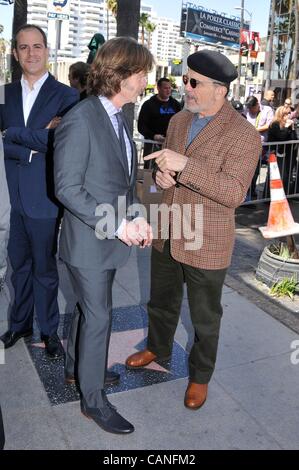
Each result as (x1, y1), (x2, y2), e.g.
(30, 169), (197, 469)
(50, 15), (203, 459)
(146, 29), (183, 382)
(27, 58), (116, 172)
(134, 137), (299, 206)
(134, 138), (163, 169)
(242, 139), (299, 206)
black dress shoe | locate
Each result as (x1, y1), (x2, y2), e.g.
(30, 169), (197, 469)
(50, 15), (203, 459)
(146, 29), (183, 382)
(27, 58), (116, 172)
(0, 329), (33, 349)
(105, 370), (120, 386)
(43, 333), (65, 360)
(81, 394), (134, 435)
(65, 369), (120, 386)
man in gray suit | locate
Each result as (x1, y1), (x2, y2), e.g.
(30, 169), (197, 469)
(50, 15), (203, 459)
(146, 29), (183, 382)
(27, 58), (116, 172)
(0, 135), (10, 449)
(54, 37), (153, 435)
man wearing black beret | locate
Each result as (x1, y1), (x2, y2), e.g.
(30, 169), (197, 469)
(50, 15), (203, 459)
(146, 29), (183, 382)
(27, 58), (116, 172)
(126, 50), (261, 410)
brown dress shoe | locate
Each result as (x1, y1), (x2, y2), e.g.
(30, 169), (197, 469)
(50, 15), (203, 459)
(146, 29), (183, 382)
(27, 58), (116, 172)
(184, 382), (208, 410)
(125, 349), (157, 368)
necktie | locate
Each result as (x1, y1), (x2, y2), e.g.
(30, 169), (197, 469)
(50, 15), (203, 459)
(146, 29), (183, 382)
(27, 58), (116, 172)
(115, 111), (128, 167)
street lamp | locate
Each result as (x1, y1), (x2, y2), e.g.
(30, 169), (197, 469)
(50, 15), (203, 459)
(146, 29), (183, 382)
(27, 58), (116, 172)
(234, 2), (253, 100)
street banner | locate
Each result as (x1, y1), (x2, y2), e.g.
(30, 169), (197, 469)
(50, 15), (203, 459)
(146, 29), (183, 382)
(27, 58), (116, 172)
(47, 0), (70, 20)
(250, 32), (260, 58)
(240, 29), (250, 56)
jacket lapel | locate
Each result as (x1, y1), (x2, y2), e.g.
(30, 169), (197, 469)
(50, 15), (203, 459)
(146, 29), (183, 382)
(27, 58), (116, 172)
(92, 97), (131, 182)
(11, 82), (25, 127)
(26, 74), (55, 128)
(122, 115), (136, 185)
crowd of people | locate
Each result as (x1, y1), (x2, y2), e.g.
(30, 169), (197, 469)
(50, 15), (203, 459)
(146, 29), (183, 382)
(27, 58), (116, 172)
(231, 91), (299, 199)
(0, 23), (297, 447)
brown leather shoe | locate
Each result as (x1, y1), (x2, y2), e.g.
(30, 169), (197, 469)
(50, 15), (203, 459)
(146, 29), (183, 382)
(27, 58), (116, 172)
(184, 382), (208, 410)
(125, 349), (157, 368)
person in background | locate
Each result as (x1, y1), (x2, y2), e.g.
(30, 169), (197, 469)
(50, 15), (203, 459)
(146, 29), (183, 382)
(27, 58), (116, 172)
(68, 62), (90, 101)
(261, 89), (275, 109)
(230, 99), (246, 118)
(86, 33), (105, 65)
(268, 105), (297, 194)
(0, 135), (10, 450)
(284, 98), (294, 112)
(0, 24), (79, 359)
(138, 77), (181, 168)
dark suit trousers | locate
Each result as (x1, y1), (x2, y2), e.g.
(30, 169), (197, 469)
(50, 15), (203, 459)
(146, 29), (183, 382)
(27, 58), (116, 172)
(0, 405), (4, 450)
(66, 263), (115, 408)
(8, 203), (60, 336)
(147, 241), (226, 384)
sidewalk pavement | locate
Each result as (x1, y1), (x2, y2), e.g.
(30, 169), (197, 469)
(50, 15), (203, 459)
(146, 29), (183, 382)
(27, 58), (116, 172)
(0, 247), (298, 450)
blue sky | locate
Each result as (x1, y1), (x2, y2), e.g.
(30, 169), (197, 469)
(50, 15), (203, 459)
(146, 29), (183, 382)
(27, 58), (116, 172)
(145, 0), (270, 36)
(0, 0), (271, 40)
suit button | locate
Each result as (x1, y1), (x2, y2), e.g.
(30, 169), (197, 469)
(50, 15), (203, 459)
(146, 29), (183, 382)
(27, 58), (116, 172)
(175, 183), (180, 188)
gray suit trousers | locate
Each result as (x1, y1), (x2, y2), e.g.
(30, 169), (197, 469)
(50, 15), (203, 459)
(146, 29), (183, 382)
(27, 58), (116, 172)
(65, 263), (115, 408)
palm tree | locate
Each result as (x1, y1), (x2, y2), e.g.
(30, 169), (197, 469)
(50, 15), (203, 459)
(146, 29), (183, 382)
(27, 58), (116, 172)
(12, 0), (27, 37)
(139, 12), (149, 45)
(117, 0), (140, 39)
(106, 0), (117, 40)
(12, 0), (27, 80)
(116, 0), (141, 134)
(265, 0), (275, 91)
(139, 12), (156, 46)
(0, 25), (3, 35)
(145, 20), (156, 49)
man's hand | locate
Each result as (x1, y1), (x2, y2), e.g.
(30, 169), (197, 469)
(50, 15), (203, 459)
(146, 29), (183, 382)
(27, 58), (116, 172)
(134, 218), (153, 247)
(156, 170), (177, 189)
(118, 218), (153, 247)
(144, 148), (188, 173)
(46, 116), (61, 129)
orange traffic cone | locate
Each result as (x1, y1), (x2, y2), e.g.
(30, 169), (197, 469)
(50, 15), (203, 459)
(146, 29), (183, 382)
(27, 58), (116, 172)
(259, 153), (299, 238)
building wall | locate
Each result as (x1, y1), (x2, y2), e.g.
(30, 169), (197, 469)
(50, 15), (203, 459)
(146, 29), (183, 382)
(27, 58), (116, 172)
(27, 1), (183, 63)
(265, 0), (299, 103)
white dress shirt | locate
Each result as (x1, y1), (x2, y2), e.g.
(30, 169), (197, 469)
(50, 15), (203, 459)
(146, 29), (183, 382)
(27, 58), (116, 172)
(21, 71), (49, 125)
(21, 71), (49, 162)
(98, 95), (132, 175)
(97, 96), (137, 237)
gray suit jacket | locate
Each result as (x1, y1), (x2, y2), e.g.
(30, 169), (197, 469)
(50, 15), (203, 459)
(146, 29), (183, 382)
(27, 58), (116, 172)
(0, 136), (10, 280)
(54, 96), (138, 270)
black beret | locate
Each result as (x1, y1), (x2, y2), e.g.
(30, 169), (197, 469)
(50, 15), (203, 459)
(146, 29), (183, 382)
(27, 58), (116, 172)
(187, 49), (238, 83)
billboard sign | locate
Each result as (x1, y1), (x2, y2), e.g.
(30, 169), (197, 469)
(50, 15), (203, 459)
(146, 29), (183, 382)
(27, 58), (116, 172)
(47, 0), (70, 20)
(180, 5), (249, 49)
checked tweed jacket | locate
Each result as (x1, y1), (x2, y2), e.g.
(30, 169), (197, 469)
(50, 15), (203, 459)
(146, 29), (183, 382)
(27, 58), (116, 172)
(152, 99), (262, 270)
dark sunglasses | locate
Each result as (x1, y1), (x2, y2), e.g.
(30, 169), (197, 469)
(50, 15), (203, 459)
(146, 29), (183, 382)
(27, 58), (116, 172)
(182, 74), (224, 89)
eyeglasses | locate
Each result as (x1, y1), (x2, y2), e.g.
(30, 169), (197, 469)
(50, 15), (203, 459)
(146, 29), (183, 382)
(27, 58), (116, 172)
(182, 74), (224, 89)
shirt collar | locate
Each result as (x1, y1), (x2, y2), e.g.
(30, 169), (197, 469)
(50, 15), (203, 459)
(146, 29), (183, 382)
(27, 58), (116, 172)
(194, 113), (213, 122)
(21, 71), (49, 92)
(98, 95), (121, 118)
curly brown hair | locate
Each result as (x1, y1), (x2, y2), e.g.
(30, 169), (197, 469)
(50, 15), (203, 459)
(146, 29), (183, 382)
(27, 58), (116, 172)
(88, 37), (154, 97)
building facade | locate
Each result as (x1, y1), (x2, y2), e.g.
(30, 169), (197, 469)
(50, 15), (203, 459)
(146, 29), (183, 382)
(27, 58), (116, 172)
(26, 1), (182, 63)
(264, 0), (299, 103)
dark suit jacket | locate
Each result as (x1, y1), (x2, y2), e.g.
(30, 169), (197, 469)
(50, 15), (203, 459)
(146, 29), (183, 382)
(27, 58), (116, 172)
(0, 74), (79, 219)
(54, 96), (138, 270)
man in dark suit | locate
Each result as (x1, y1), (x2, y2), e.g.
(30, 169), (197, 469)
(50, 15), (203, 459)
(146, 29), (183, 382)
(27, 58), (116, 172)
(0, 135), (10, 450)
(54, 37), (153, 434)
(0, 24), (79, 359)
